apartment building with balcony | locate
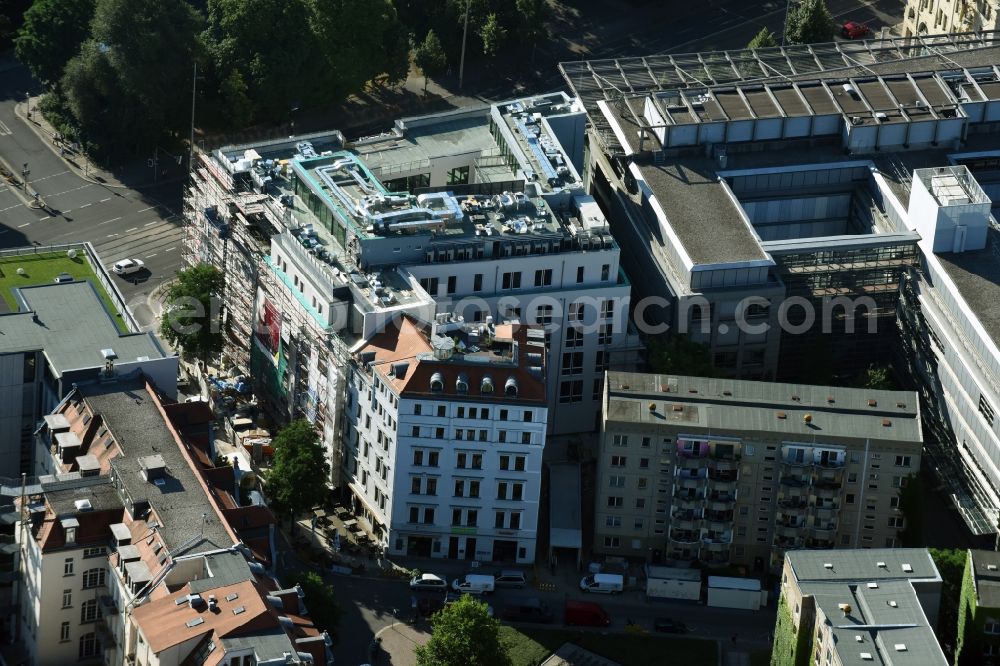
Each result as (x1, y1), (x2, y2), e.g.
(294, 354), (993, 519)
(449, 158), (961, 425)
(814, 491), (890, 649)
(184, 92), (640, 486)
(774, 548), (946, 666)
(595, 372), (922, 572)
(903, 1), (999, 37)
(342, 317), (547, 564)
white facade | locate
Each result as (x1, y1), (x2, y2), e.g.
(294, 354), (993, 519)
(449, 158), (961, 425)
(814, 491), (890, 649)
(903, 0), (1000, 37)
(19, 529), (110, 665)
(342, 327), (548, 565)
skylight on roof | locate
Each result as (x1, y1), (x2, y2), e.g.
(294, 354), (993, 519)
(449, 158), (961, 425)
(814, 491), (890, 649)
(902, 563), (913, 573)
(185, 617), (204, 628)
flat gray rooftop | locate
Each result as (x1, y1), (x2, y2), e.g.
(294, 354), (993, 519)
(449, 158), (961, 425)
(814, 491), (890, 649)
(970, 549), (1000, 609)
(933, 227), (1000, 350)
(787, 548), (939, 582)
(92, 380), (234, 555)
(187, 550), (255, 593)
(802, 580), (946, 666)
(46, 479), (121, 517)
(636, 159), (767, 265)
(606, 372), (922, 443)
(0, 282), (167, 375)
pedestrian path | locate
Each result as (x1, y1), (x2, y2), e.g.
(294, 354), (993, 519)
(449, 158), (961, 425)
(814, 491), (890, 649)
(373, 622), (429, 666)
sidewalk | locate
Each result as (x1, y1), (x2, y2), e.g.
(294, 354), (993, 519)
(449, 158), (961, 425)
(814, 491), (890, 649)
(15, 94), (184, 190)
(374, 622), (430, 666)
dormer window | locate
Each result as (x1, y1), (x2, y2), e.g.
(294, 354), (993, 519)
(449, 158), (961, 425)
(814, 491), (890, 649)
(481, 376), (495, 394)
(456, 373), (469, 393)
(505, 377), (518, 398)
(430, 372), (444, 392)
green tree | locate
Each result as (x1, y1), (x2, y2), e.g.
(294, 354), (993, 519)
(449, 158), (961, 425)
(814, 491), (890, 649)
(0, 0), (32, 49)
(414, 29), (447, 93)
(295, 572), (341, 643)
(203, 0), (322, 125)
(785, 0), (833, 45)
(860, 364), (894, 390)
(647, 336), (720, 378)
(14, 0), (96, 85)
(747, 26), (778, 51)
(415, 595), (512, 666)
(159, 264), (225, 363)
(480, 12), (506, 57)
(267, 420), (330, 520)
(515, 0), (550, 63)
(929, 548), (967, 663)
(62, 0), (203, 156)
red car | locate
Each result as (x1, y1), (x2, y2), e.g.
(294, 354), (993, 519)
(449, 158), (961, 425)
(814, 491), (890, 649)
(841, 21), (871, 39)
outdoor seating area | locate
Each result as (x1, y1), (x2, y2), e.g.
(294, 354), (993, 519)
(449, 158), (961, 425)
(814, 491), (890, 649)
(293, 502), (385, 571)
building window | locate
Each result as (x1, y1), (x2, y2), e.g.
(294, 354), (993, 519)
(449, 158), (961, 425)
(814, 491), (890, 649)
(576, 266), (584, 283)
(894, 455), (912, 467)
(501, 272), (521, 290)
(62, 589), (72, 608)
(80, 599), (100, 624)
(610, 456), (626, 467)
(83, 546), (105, 559)
(534, 269), (553, 287)
(423, 508), (435, 524)
(985, 618), (1000, 635)
(409, 507), (419, 523)
(565, 325), (583, 348)
(447, 166), (470, 185)
(607, 496), (623, 508)
(604, 536), (620, 548)
(612, 435), (628, 447)
(473, 273), (483, 292)
(64, 558), (74, 576)
(79, 633), (98, 659)
(561, 352), (583, 375)
(601, 264), (610, 281)
(82, 568), (105, 589)
(558, 380), (583, 403)
(60, 621), (70, 642)
(606, 515), (622, 528)
(609, 475), (625, 488)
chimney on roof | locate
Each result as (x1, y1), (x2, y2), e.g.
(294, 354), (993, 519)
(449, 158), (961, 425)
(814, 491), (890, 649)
(208, 595), (218, 612)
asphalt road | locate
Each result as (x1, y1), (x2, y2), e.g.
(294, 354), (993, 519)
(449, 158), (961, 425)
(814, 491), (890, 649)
(328, 570), (775, 665)
(0, 57), (185, 330)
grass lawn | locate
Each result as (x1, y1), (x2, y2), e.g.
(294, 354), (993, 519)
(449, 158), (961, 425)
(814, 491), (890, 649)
(500, 626), (716, 666)
(0, 252), (127, 332)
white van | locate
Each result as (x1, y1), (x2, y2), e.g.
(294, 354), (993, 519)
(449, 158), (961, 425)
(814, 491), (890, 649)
(579, 573), (624, 594)
(452, 574), (495, 595)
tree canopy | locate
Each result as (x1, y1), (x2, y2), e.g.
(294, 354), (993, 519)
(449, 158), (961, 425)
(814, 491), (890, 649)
(295, 572), (341, 644)
(415, 595), (512, 666)
(785, 0), (833, 45)
(480, 12), (507, 57)
(60, 0), (203, 156)
(267, 420), (330, 517)
(159, 263), (225, 363)
(747, 27), (778, 51)
(14, 0), (96, 85)
(414, 30), (447, 92)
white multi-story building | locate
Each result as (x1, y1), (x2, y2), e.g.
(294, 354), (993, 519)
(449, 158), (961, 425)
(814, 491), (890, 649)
(343, 318), (547, 563)
(184, 92), (641, 488)
(902, 0), (1000, 37)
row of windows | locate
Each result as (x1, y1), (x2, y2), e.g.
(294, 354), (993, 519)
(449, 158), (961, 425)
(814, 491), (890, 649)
(418, 263), (613, 297)
(409, 426), (536, 445)
(559, 378), (603, 403)
(410, 477), (525, 500)
(407, 506), (524, 529)
(413, 404), (534, 422)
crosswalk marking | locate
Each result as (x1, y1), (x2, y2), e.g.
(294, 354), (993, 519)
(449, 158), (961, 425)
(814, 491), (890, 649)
(0, 120), (11, 136)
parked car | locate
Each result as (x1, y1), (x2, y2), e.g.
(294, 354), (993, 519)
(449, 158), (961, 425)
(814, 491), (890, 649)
(53, 272), (73, 283)
(841, 21), (871, 39)
(451, 574), (495, 595)
(579, 573), (624, 594)
(564, 600), (611, 627)
(501, 598), (554, 624)
(494, 570), (527, 589)
(112, 258), (145, 276)
(409, 573), (448, 591)
(654, 617), (688, 634)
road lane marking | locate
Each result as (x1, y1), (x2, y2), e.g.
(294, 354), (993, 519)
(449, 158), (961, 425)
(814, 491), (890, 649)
(146, 253), (157, 258)
(99, 217), (122, 225)
(107, 233), (119, 238)
(62, 209), (72, 214)
(125, 227), (138, 232)
(137, 206), (154, 212)
(165, 247), (177, 252)
(17, 223), (30, 228)
(32, 170), (70, 182)
(38, 216), (51, 221)
(100, 197), (111, 202)
(79, 203), (91, 208)
(0, 120), (11, 136)
(143, 221), (158, 227)
(0, 203), (23, 212)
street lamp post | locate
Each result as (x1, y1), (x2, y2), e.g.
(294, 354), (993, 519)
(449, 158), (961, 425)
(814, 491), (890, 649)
(25, 92), (30, 120)
(21, 163), (29, 192)
(782, 0), (794, 46)
(458, 0), (470, 90)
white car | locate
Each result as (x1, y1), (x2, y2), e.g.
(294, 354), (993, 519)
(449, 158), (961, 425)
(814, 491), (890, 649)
(409, 573), (448, 591)
(112, 258), (145, 276)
